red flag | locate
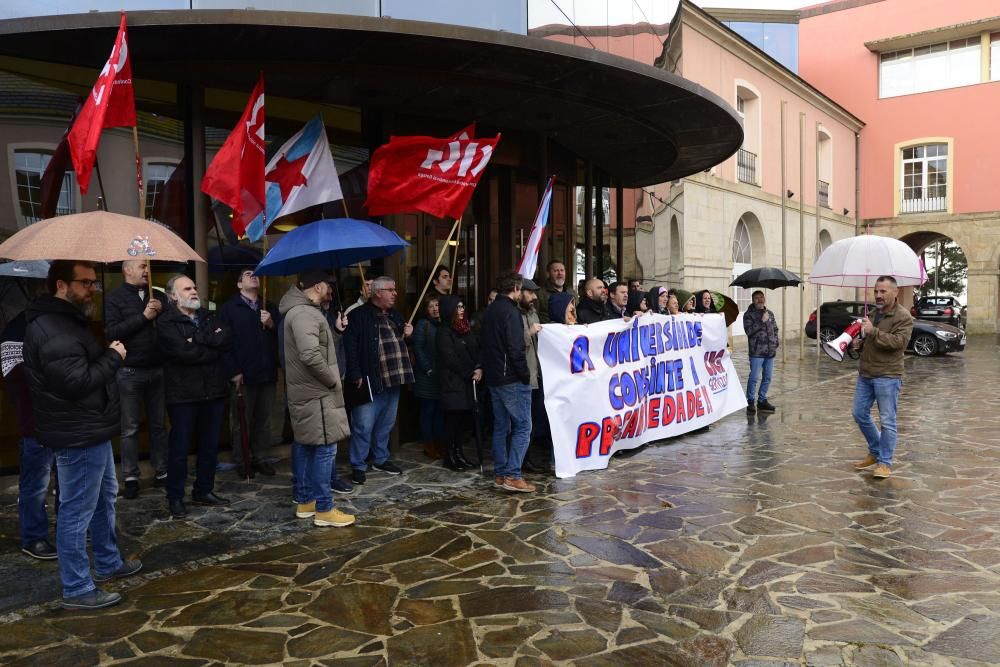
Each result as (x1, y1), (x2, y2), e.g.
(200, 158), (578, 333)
(366, 126), (499, 220)
(67, 12), (136, 195)
(201, 75), (265, 238)
(39, 98), (83, 219)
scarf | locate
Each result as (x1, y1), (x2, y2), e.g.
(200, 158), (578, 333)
(452, 317), (471, 335)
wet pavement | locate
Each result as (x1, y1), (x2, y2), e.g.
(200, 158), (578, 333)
(2, 336), (1000, 666)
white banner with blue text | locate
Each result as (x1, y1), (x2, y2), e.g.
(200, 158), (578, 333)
(537, 313), (747, 478)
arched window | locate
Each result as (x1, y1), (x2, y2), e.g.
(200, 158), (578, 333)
(732, 218), (753, 334)
(12, 149), (76, 227)
(817, 128), (832, 209)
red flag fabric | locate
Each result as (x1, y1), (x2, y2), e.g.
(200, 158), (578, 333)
(200, 76), (266, 238)
(366, 127), (499, 220)
(39, 98), (82, 219)
(67, 13), (136, 195)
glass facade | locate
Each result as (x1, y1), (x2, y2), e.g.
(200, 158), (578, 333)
(722, 20), (798, 73)
(880, 38), (981, 98)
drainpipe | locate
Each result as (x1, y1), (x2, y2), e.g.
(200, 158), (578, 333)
(855, 131), (862, 302)
(799, 112), (805, 361)
(780, 101), (787, 364)
(815, 122), (822, 359)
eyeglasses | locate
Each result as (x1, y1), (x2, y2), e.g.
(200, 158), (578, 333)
(377, 288), (397, 293)
(70, 279), (102, 291)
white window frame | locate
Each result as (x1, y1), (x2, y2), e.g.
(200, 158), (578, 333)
(7, 143), (79, 229)
(142, 158), (180, 222)
(900, 143), (948, 214)
(880, 37), (983, 98)
(732, 219), (752, 337)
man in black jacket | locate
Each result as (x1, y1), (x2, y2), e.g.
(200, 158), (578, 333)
(159, 274), (232, 518)
(577, 278), (611, 325)
(105, 258), (167, 499)
(480, 271), (535, 493)
(23, 260), (142, 610)
(743, 290), (779, 415)
(219, 268), (279, 476)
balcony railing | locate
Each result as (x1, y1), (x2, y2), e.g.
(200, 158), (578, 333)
(901, 190), (947, 214)
(737, 148), (757, 185)
(817, 180), (829, 209)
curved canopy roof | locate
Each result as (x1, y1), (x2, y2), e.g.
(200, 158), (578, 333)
(0, 10), (743, 187)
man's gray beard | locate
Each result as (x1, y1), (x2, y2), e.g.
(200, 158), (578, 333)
(68, 294), (95, 318)
(181, 297), (201, 310)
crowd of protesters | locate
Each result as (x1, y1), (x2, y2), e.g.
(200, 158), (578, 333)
(0, 254), (739, 610)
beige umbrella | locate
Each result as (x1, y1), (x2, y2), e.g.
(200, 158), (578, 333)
(0, 211), (204, 264)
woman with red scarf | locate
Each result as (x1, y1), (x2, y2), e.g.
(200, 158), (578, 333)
(434, 295), (482, 471)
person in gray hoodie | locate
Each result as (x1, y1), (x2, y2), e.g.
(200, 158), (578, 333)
(279, 271), (354, 528)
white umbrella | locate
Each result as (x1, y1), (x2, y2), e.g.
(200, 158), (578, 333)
(810, 234), (924, 288)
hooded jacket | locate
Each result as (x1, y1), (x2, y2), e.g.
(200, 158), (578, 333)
(23, 295), (121, 448)
(548, 292), (575, 324)
(646, 287), (666, 315)
(743, 305), (780, 358)
(537, 279), (566, 324)
(435, 295), (480, 412)
(158, 304), (231, 404)
(280, 285), (350, 445)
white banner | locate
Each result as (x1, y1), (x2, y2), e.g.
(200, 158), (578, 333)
(537, 313), (747, 478)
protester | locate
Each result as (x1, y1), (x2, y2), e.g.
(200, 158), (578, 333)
(413, 294), (444, 461)
(646, 286), (668, 315)
(666, 293), (680, 315)
(626, 290), (647, 317)
(519, 279), (552, 474)
(480, 271), (535, 492)
(435, 295), (481, 472)
(430, 265), (452, 298)
(343, 275), (414, 484)
(676, 289), (696, 313)
(344, 279), (372, 316)
(219, 269), (279, 477)
(280, 271), (355, 527)
(23, 260), (141, 610)
(743, 290), (779, 415)
(606, 281), (629, 318)
(537, 259), (567, 323)
(3, 310), (56, 560)
(852, 276), (913, 479)
(577, 278), (609, 324)
(628, 278), (643, 293)
(548, 292), (576, 325)
(104, 258), (167, 498)
(695, 290), (716, 313)
(158, 275), (232, 518)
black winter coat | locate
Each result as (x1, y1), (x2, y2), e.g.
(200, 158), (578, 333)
(218, 294), (279, 385)
(577, 297), (610, 324)
(435, 325), (479, 412)
(158, 305), (232, 404)
(478, 295), (529, 387)
(104, 282), (166, 368)
(23, 295), (122, 448)
(343, 302), (409, 397)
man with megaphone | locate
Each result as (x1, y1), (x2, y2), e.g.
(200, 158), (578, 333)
(851, 276), (913, 479)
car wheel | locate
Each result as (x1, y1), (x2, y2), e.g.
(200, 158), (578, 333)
(819, 326), (836, 343)
(912, 333), (938, 357)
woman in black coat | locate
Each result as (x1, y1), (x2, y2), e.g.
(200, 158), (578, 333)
(435, 295), (481, 471)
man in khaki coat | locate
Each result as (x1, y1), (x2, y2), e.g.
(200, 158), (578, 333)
(279, 271), (354, 527)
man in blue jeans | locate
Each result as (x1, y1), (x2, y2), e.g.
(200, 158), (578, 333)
(852, 276), (913, 479)
(480, 271), (536, 493)
(23, 260), (142, 610)
(343, 276), (414, 485)
(743, 290), (779, 414)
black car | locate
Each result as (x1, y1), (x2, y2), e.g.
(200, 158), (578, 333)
(805, 300), (966, 357)
(911, 295), (963, 328)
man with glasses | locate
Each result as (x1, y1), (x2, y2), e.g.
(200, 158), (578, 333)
(343, 276), (414, 485)
(23, 260), (142, 610)
(105, 258), (167, 498)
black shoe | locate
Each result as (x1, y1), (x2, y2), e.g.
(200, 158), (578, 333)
(757, 400), (777, 413)
(453, 446), (474, 468)
(521, 458), (544, 474)
(21, 540), (57, 560)
(351, 469), (367, 485)
(123, 480), (139, 499)
(191, 492), (230, 506)
(94, 559), (142, 583)
(169, 499), (189, 518)
(746, 404), (756, 415)
(331, 477), (354, 495)
(442, 451), (467, 472)
(62, 589), (122, 610)
(372, 460), (402, 475)
(153, 474), (167, 488)
(252, 460), (276, 476)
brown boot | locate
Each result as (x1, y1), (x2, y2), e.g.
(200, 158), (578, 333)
(871, 464), (892, 479)
(422, 440), (444, 460)
(853, 454), (877, 469)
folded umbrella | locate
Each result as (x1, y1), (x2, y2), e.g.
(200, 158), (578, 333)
(730, 266), (802, 290)
(254, 218), (409, 276)
(0, 260), (50, 279)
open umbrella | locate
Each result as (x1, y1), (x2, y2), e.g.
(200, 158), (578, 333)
(0, 211), (204, 264)
(0, 260), (50, 278)
(254, 218), (409, 276)
(730, 267), (801, 290)
(810, 235), (923, 288)
(694, 290), (740, 327)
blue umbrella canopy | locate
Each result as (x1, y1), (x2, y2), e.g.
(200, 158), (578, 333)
(0, 260), (50, 278)
(254, 218), (409, 276)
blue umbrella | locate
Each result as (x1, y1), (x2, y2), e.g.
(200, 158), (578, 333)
(253, 218), (409, 276)
(0, 260), (50, 278)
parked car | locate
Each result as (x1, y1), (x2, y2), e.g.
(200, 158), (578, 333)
(805, 300), (966, 357)
(911, 295), (963, 328)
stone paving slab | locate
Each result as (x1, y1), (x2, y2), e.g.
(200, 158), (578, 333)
(0, 337), (999, 665)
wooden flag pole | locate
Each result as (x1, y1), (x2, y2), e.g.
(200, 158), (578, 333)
(409, 217), (461, 325)
(132, 126), (145, 219)
(448, 218), (463, 293)
(341, 199), (368, 286)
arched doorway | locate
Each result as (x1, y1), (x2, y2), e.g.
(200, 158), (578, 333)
(731, 212), (765, 335)
(899, 231), (968, 326)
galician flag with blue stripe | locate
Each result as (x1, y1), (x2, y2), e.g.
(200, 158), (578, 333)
(244, 114), (344, 242)
(517, 175), (556, 280)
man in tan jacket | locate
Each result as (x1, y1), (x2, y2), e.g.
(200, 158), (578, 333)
(280, 271), (355, 527)
(851, 275), (913, 479)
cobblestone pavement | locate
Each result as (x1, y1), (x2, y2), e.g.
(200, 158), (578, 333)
(1, 337), (999, 666)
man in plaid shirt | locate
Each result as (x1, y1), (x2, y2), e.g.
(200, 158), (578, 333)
(343, 276), (414, 485)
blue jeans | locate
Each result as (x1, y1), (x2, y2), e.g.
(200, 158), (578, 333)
(18, 436), (54, 547)
(490, 383), (533, 479)
(746, 356), (774, 403)
(349, 387), (400, 470)
(166, 399), (225, 500)
(853, 375), (902, 466)
(294, 444), (335, 512)
(54, 441), (123, 599)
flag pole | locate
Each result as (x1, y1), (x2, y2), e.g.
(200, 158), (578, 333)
(341, 199), (363, 305)
(132, 126), (145, 219)
(409, 217), (461, 325)
(449, 218), (463, 293)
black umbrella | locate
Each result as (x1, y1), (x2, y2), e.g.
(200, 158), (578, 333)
(730, 267), (802, 290)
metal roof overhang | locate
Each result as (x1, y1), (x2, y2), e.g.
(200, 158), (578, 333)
(0, 10), (743, 188)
